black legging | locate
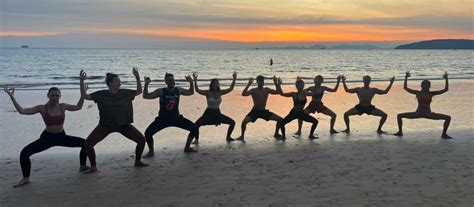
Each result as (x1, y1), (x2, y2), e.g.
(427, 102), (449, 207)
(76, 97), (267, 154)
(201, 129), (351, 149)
(20, 130), (87, 177)
(193, 110), (235, 141)
(280, 109), (318, 136)
(144, 115), (197, 143)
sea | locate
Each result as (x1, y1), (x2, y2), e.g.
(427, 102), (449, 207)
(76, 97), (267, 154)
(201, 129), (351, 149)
(0, 48), (473, 90)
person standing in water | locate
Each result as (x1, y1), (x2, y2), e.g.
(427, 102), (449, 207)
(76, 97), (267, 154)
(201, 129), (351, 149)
(80, 68), (148, 173)
(296, 75), (341, 135)
(237, 75), (283, 142)
(394, 71), (452, 139)
(142, 73), (196, 155)
(277, 78), (319, 139)
(269, 58), (273, 66)
(5, 82), (89, 187)
(342, 75), (395, 134)
(185, 72), (237, 148)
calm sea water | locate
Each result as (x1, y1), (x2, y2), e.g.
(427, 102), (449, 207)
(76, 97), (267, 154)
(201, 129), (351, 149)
(1, 48), (473, 90)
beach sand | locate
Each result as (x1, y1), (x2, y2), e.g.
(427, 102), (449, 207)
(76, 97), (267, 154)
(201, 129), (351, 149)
(1, 80), (473, 206)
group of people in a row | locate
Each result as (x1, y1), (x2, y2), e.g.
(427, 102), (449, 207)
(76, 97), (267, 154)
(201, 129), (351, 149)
(4, 68), (452, 187)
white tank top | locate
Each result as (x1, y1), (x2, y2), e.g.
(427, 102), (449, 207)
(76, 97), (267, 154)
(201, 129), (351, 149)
(207, 95), (222, 109)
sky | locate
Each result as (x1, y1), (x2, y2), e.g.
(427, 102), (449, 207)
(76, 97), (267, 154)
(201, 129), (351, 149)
(1, 0), (473, 48)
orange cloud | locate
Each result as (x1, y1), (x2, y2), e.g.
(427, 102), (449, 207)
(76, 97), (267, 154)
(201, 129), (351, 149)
(98, 25), (473, 42)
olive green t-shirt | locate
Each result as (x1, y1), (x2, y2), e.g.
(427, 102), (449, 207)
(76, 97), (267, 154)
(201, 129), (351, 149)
(90, 89), (136, 127)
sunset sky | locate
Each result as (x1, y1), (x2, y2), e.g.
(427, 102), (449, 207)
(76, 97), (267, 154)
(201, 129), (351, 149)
(1, 0), (472, 48)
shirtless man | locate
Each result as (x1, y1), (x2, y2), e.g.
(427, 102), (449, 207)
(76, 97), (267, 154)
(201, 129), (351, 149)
(237, 75), (283, 142)
(342, 75), (395, 134)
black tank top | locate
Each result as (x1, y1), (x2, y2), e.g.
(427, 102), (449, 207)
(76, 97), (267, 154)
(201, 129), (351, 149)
(293, 93), (307, 107)
(312, 88), (324, 100)
(159, 87), (180, 117)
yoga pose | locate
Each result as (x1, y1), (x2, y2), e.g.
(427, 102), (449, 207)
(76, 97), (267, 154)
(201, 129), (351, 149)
(5, 84), (89, 187)
(143, 73), (196, 155)
(277, 78), (319, 139)
(296, 75), (341, 135)
(342, 75), (395, 134)
(394, 71), (452, 139)
(185, 72), (237, 148)
(237, 75), (283, 142)
(80, 68), (148, 173)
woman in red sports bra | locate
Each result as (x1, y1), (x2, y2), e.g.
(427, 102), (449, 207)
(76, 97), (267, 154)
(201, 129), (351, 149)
(4, 83), (90, 188)
(394, 71), (452, 139)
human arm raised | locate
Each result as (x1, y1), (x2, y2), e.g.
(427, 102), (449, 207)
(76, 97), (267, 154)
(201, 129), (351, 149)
(374, 76), (395, 94)
(193, 73), (209, 96)
(432, 72), (449, 95)
(403, 71), (418, 94)
(79, 70), (92, 100)
(179, 75), (194, 96)
(342, 75), (357, 93)
(242, 77), (254, 96)
(132, 67), (142, 96)
(4, 86), (42, 115)
(221, 71), (237, 95)
(143, 76), (162, 99)
(324, 75), (341, 92)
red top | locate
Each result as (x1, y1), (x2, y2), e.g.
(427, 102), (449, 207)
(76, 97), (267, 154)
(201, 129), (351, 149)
(42, 105), (65, 126)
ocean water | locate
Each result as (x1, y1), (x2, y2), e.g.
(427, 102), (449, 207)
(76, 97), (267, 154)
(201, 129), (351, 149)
(0, 48), (473, 90)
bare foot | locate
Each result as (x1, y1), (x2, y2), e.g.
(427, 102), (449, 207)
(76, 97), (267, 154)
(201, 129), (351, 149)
(377, 129), (388, 134)
(330, 129), (339, 134)
(441, 134), (453, 139)
(226, 137), (235, 142)
(79, 165), (91, 172)
(135, 161), (149, 167)
(13, 177), (31, 188)
(83, 166), (98, 174)
(308, 134), (319, 139)
(142, 151), (155, 158)
(236, 137), (246, 142)
(184, 147), (198, 153)
(393, 131), (403, 137)
(192, 139), (199, 145)
(342, 129), (350, 134)
(294, 131), (302, 136)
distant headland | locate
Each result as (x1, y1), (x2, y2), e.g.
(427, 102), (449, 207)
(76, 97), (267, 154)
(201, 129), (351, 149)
(395, 39), (474, 49)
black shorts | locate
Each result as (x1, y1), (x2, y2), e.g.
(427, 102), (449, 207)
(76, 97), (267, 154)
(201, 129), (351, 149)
(355, 104), (376, 115)
(246, 108), (275, 122)
(195, 109), (234, 126)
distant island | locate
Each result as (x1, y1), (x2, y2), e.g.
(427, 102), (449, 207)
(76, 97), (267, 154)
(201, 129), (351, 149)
(395, 39), (474, 49)
(20, 45), (29, 48)
(263, 44), (383, 50)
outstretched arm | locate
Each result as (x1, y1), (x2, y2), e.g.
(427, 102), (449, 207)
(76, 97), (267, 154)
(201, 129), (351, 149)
(221, 72), (237, 95)
(180, 75), (194, 96)
(62, 85), (86, 111)
(143, 76), (162, 99)
(4, 86), (42, 115)
(193, 73), (209, 96)
(324, 75), (341, 92)
(375, 76), (395, 94)
(403, 71), (418, 94)
(275, 78), (293, 97)
(132, 67), (142, 96)
(342, 76), (357, 93)
(79, 70), (92, 100)
(242, 78), (254, 96)
(432, 72), (449, 95)
(268, 76), (281, 94)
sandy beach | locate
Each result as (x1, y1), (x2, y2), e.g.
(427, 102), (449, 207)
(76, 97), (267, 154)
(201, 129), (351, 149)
(1, 80), (473, 206)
